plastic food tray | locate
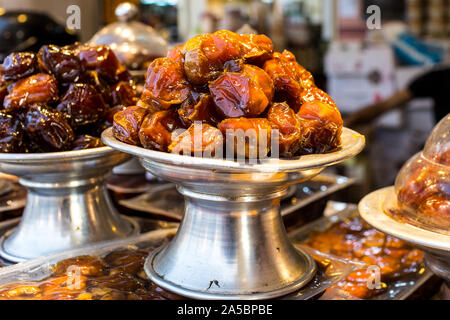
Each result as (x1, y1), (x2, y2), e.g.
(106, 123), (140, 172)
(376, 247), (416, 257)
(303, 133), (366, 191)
(288, 203), (434, 300)
(0, 225), (362, 300)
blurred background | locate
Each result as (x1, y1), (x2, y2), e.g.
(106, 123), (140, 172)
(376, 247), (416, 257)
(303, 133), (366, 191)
(0, 0), (448, 201)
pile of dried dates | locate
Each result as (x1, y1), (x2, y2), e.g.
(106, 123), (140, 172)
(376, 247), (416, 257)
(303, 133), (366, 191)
(0, 43), (136, 153)
(113, 30), (343, 158)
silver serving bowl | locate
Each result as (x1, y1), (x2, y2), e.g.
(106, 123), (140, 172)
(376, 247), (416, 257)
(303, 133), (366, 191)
(0, 147), (139, 262)
(102, 127), (365, 299)
(359, 187), (450, 292)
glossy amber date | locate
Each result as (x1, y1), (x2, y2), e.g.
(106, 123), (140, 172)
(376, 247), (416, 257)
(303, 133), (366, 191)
(138, 109), (184, 152)
(267, 102), (302, 157)
(296, 101), (343, 154)
(38, 45), (82, 83)
(141, 57), (191, 111)
(0, 52), (37, 81)
(24, 104), (74, 152)
(177, 92), (219, 127)
(218, 117), (272, 158)
(0, 111), (25, 152)
(168, 123), (223, 157)
(240, 33), (274, 66)
(112, 106), (149, 145)
(183, 31), (242, 85)
(56, 83), (107, 128)
(263, 50), (314, 112)
(4, 73), (58, 112)
(210, 64), (273, 118)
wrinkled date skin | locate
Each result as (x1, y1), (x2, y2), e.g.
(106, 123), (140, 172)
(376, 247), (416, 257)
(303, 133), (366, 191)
(183, 31), (242, 85)
(177, 92), (219, 127)
(25, 104), (74, 152)
(38, 45), (82, 83)
(141, 58), (191, 111)
(113, 30), (344, 160)
(56, 83), (107, 128)
(0, 52), (37, 81)
(169, 123), (223, 157)
(4, 73), (58, 112)
(267, 102), (302, 157)
(0, 111), (25, 152)
(138, 109), (185, 152)
(300, 86), (336, 108)
(113, 106), (149, 145)
(218, 117), (272, 158)
(210, 64), (273, 118)
(264, 50), (314, 112)
(296, 101), (343, 154)
(71, 135), (104, 150)
(240, 33), (274, 66)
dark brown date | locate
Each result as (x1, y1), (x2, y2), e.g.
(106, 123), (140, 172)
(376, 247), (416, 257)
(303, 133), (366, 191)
(0, 52), (37, 81)
(71, 135), (104, 150)
(138, 109), (184, 152)
(0, 111), (25, 152)
(112, 106), (149, 145)
(56, 83), (107, 128)
(111, 81), (136, 107)
(77, 44), (122, 84)
(4, 73), (58, 112)
(24, 104), (74, 152)
(38, 45), (82, 83)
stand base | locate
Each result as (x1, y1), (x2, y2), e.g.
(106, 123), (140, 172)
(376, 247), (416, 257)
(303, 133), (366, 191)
(0, 215), (140, 263)
(145, 244), (316, 300)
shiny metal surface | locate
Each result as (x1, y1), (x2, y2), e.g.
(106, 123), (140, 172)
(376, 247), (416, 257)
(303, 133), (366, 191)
(359, 187), (450, 286)
(0, 147), (139, 262)
(102, 127), (365, 299)
(89, 2), (168, 69)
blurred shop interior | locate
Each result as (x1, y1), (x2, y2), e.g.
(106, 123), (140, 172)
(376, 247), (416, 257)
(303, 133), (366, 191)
(0, 0), (448, 201)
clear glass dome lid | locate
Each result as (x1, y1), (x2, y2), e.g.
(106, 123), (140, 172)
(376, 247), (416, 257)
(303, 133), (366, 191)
(393, 113), (450, 235)
(89, 2), (168, 70)
(423, 114), (450, 166)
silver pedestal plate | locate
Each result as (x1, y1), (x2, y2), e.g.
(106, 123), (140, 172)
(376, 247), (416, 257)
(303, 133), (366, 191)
(0, 147), (140, 262)
(359, 187), (450, 296)
(102, 127), (365, 299)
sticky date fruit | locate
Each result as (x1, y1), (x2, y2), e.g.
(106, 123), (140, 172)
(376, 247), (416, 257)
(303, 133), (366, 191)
(4, 73), (58, 112)
(25, 104), (74, 152)
(138, 109), (184, 152)
(113, 106), (149, 145)
(38, 45), (82, 83)
(71, 135), (104, 150)
(0, 111), (25, 152)
(141, 58), (191, 111)
(56, 83), (107, 128)
(0, 52), (37, 81)
(218, 117), (272, 158)
(168, 123), (223, 157)
(210, 64), (273, 118)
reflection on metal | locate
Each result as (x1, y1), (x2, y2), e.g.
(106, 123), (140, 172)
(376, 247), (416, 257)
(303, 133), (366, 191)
(102, 127), (365, 299)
